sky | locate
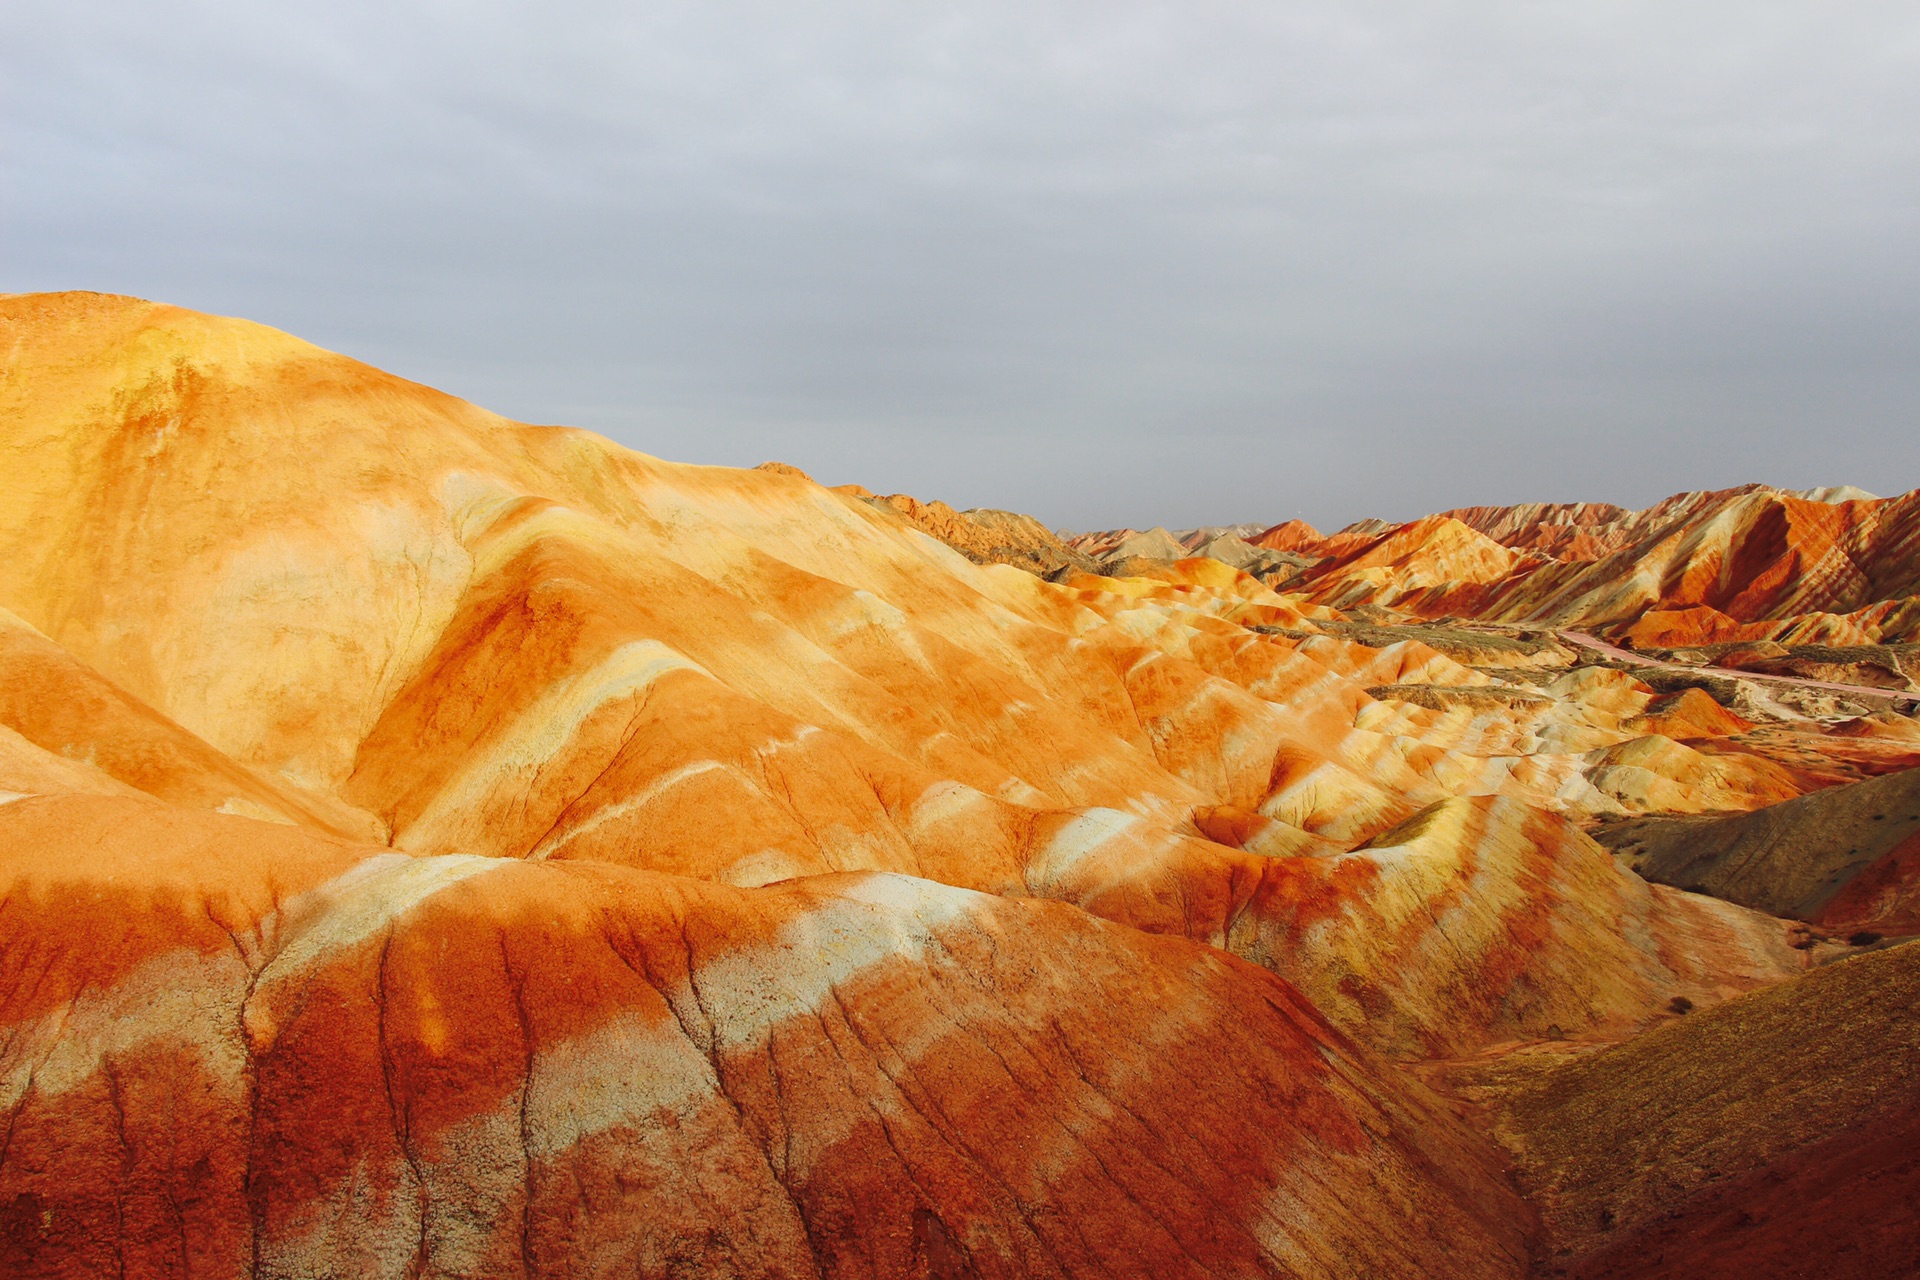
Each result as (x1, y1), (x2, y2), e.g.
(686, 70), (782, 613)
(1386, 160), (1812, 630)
(5, 2), (1919, 532)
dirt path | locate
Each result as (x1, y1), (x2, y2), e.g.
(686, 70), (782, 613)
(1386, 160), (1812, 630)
(1559, 631), (1920, 710)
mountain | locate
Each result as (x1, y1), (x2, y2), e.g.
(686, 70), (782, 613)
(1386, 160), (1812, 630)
(830, 483), (1098, 578)
(1, 291), (1915, 1276)
(1284, 486), (1920, 648)
(1251, 518), (1329, 555)
(1065, 525), (1315, 585)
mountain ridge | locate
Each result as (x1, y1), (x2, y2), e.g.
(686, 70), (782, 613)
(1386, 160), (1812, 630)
(1, 291), (1914, 1277)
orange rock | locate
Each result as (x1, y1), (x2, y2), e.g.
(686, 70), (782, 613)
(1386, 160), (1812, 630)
(0, 793), (1532, 1278)
(1621, 604), (1751, 648)
(1274, 486), (1920, 645)
(3, 291), (1913, 1270)
(1624, 687), (1757, 739)
(1250, 518), (1326, 554)
(860, 491), (1095, 576)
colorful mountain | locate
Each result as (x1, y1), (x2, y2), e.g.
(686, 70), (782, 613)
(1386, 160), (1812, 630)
(1, 291), (1914, 1277)
(1284, 486), (1920, 648)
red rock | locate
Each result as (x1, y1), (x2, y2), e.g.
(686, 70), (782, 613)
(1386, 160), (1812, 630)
(1250, 518), (1327, 555)
(0, 793), (1532, 1278)
(1282, 487), (1920, 646)
(3, 291), (1914, 1273)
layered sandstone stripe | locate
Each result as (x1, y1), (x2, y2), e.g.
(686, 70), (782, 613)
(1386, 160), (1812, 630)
(0, 295), (1837, 1027)
(1, 292), (1905, 1276)
(1281, 485), (1920, 646)
(0, 794), (1530, 1279)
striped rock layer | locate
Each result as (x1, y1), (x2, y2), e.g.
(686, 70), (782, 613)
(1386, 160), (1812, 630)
(0, 794), (1530, 1279)
(0, 292), (1900, 1277)
(1266, 487), (1920, 646)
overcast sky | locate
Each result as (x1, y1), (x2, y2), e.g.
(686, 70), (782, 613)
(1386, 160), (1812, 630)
(5, 2), (1919, 531)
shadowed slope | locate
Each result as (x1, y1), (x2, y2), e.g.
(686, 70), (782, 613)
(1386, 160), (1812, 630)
(1595, 766), (1920, 935)
(1491, 940), (1920, 1278)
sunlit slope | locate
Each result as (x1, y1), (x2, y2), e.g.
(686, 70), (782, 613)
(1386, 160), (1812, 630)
(3, 290), (1900, 1276)
(0, 605), (380, 836)
(0, 293), (1814, 1055)
(0, 794), (1531, 1279)
(1223, 796), (1799, 1058)
(0, 292), (1188, 819)
(0, 293), (1477, 855)
(1291, 485), (1920, 644)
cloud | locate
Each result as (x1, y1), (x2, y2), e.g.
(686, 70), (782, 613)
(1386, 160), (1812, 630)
(5, 1), (1919, 529)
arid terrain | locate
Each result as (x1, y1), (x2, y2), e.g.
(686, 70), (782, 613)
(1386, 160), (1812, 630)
(2, 292), (1916, 1278)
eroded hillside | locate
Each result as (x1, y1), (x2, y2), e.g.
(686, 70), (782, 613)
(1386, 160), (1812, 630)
(1, 291), (1914, 1278)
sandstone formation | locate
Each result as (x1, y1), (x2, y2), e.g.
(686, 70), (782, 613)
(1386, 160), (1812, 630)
(1064, 526), (1315, 586)
(1, 291), (1914, 1276)
(1176, 524), (1268, 550)
(0, 794), (1531, 1279)
(1251, 519), (1328, 555)
(832, 486), (1097, 579)
(1280, 485), (1920, 649)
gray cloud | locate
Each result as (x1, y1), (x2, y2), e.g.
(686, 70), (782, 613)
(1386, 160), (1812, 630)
(6, 1), (1919, 531)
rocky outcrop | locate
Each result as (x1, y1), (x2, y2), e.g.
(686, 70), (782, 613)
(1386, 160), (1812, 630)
(1281, 486), (1920, 648)
(1251, 519), (1328, 555)
(1068, 526), (1189, 563)
(1065, 526), (1311, 584)
(1244, 489), (1920, 755)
